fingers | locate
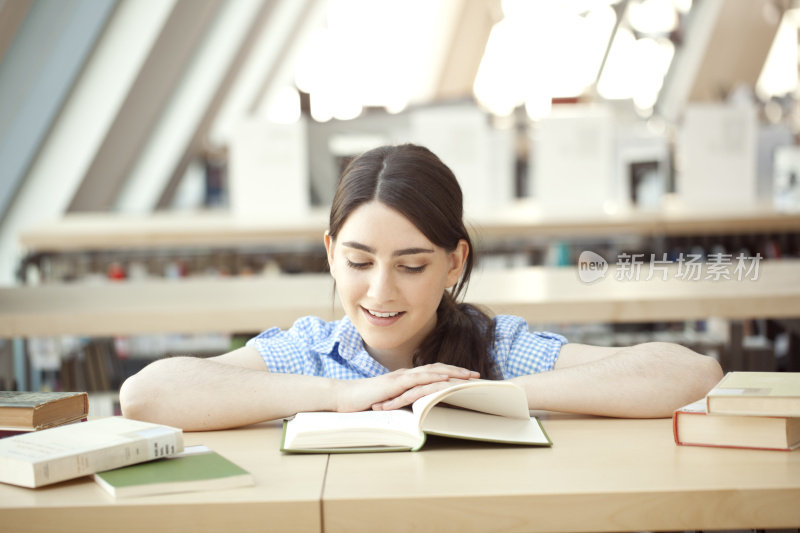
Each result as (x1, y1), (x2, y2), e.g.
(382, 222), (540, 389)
(382, 365), (477, 397)
(372, 378), (470, 411)
(402, 363), (479, 381)
(334, 364), (480, 414)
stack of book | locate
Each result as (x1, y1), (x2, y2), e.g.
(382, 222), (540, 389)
(0, 416), (184, 488)
(1, 396), (254, 497)
(673, 371), (800, 451)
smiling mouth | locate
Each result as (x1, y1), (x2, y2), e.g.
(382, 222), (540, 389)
(366, 308), (402, 318)
(361, 307), (405, 321)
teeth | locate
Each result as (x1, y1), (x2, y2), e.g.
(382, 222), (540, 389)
(368, 310), (400, 318)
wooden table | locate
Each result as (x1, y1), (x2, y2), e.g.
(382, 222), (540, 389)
(2, 260), (799, 338)
(1, 416), (798, 533)
(323, 413), (800, 533)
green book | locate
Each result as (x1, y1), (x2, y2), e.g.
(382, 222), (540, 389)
(94, 445), (254, 498)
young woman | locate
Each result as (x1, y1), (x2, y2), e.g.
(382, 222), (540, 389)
(120, 144), (722, 431)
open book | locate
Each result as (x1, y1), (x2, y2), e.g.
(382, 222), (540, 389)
(281, 380), (551, 453)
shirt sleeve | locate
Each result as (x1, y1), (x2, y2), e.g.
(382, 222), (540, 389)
(245, 316), (332, 376)
(492, 315), (568, 379)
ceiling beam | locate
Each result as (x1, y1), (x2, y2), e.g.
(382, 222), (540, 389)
(0, 0), (116, 224)
(67, 0), (223, 212)
(657, 0), (782, 122)
(690, 0), (782, 102)
(155, 0), (295, 209)
(434, 0), (501, 101)
(0, 0), (33, 64)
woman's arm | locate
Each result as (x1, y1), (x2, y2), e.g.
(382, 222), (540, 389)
(510, 342), (724, 418)
(119, 346), (478, 431)
(373, 342), (723, 416)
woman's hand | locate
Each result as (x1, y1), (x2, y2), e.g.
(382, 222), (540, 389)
(370, 378), (473, 411)
(334, 363), (478, 413)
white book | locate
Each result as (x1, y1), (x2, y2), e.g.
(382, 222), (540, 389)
(0, 416), (183, 488)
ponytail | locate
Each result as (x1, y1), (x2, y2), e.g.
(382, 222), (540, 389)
(412, 292), (499, 380)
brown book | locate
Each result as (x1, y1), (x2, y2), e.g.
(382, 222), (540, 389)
(0, 391), (89, 431)
(674, 400), (800, 451)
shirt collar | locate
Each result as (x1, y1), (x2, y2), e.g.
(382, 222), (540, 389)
(312, 316), (389, 375)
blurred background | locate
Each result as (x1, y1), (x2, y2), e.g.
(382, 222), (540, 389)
(1, 0), (799, 401)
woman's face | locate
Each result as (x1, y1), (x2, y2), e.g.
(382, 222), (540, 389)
(325, 201), (468, 370)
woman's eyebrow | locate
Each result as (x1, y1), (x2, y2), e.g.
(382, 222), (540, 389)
(341, 241), (374, 253)
(341, 241), (434, 257)
(393, 247), (434, 257)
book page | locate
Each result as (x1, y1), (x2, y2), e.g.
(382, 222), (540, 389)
(411, 381), (530, 421)
(284, 410), (422, 449)
(420, 406), (550, 446)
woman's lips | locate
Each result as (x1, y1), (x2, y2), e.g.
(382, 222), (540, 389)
(361, 307), (405, 326)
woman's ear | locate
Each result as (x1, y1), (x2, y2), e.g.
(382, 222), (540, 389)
(445, 239), (469, 288)
(323, 231), (335, 276)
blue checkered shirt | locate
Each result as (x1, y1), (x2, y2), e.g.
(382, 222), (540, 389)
(246, 315), (566, 380)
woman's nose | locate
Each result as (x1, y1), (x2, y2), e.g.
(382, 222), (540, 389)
(366, 266), (397, 302)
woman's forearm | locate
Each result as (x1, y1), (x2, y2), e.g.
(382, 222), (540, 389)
(511, 342), (723, 418)
(119, 356), (338, 431)
(119, 356), (479, 431)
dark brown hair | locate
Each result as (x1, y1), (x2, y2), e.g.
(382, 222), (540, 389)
(328, 144), (498, 379)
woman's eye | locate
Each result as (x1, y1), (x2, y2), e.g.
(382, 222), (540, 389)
(402, 265), (427, 274)
(346, 259), (370, 270)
